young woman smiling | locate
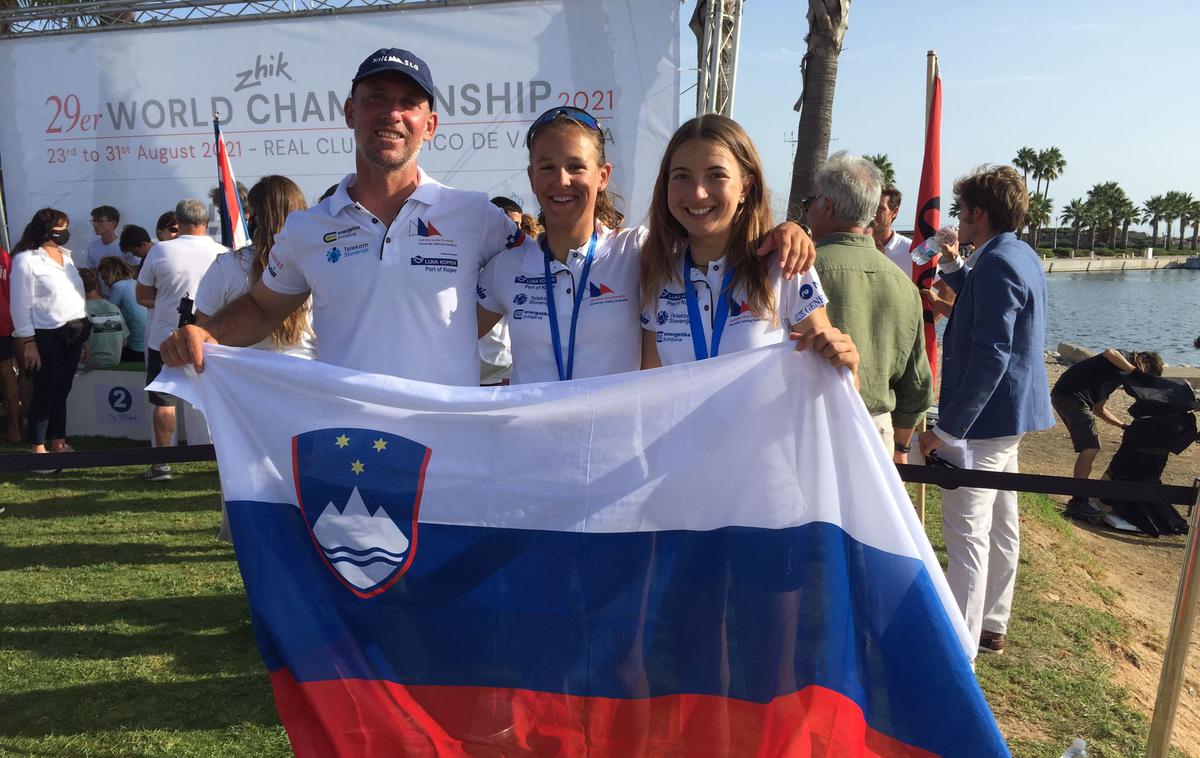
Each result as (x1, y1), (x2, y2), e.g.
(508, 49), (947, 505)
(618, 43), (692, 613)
(477, 106), (822, 384)
(639, 115), (858, 374)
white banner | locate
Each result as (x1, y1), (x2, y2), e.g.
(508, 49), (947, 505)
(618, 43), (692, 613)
(0, 0), (678, 249)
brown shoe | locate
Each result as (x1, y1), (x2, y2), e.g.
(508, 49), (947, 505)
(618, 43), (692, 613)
(979, 631), (1006, 654)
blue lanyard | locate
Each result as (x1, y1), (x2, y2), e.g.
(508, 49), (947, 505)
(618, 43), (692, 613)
(542, 233), (598, 381)
(683, 247), (735, 361)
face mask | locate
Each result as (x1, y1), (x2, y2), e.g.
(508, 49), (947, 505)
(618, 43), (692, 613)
(48, 229), (70, 246)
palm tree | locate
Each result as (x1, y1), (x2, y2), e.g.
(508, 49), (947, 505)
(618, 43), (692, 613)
(1037, 147), (1066, 200)
(948, 199), (960, 219)
(1161, 190), (1191, 251)
(1114, 199), (1140, 250)
(1143, 195), (1167, 248)
(787, 0), (852, 222)
(1060, 198), (1087, 250)
(1026, 195), (1053, 249)
(1171, 192), (1196, 248)
(1013, 147), (1037, 190)
(1085, 181), (1125, 248)
(863, 153), (895, 188)
(1189, 200), (1200, 251)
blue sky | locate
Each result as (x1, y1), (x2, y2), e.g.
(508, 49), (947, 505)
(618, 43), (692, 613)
(681, 0), (1200, 230)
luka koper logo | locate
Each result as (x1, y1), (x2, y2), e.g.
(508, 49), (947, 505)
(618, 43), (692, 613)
(292, 428), (431, 598)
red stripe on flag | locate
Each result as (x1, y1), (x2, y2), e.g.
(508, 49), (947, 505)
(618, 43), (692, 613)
(269, 670), (939, 758)
(910, 74), (942, 382)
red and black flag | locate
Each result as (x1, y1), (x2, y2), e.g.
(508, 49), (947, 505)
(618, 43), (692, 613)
(910, 55), (942, 381)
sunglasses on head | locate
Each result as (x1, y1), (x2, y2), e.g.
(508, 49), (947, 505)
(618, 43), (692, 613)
(525, 106), (602, 147)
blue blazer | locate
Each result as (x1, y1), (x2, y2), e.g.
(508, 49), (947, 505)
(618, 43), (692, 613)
(938, 232), (1054, 439)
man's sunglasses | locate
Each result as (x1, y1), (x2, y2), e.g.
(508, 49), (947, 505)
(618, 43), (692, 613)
(525, 106), (602, 147)
(800, 195), (821, 214)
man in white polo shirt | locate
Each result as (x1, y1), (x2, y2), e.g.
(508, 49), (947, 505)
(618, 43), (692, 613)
(160, 48), (528, 384)
(871, 188), (912, 272)
(137, 198), (226, 480)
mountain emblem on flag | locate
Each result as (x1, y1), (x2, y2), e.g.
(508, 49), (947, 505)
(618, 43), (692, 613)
(292, 428), (431, 599)
(588, 282), (615, 298)
(409, 218), (441, 237)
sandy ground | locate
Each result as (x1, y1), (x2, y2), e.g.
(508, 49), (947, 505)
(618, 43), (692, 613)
(1016, 360), (1199, 754)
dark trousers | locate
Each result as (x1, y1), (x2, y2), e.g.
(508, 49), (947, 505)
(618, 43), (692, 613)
(28, 322), (87, 445)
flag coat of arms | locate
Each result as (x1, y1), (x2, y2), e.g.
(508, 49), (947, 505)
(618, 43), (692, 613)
(153, 345), (1009, 757)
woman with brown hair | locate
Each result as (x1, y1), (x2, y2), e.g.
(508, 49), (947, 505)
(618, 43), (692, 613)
(476, 106), (834, 384)
(639, 114), (856, 373)
(194, 175), (314, 357)
(9, 208), (89, 462)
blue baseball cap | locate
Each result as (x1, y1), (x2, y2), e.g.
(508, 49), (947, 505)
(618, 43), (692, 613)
(352, 48), (435, 103)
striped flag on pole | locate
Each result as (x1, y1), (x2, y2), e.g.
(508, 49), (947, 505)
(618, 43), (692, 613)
(213, 116), (249, 250)
(911, 53), (942, 381)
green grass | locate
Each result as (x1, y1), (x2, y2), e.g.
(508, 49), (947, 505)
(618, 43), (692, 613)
(0, 438), (1187, 757)
(915, 485), (1190, 758)
(0, 438), (289, 758)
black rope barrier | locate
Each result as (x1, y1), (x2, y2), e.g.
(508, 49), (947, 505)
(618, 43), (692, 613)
(0, 444), (1195, 507)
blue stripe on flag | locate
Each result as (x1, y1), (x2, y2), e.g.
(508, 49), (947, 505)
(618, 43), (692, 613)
(230, 500), (1004, 757)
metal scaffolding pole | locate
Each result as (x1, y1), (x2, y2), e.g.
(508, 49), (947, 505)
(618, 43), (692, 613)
(695, 0), (744, 117)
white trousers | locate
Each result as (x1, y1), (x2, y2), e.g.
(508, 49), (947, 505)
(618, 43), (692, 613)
(870, 412), (893, 457)
(938, 434), (1023, 643)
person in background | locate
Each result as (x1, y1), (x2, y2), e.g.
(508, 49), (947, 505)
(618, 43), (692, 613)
(137, 199), (227, 481)
(0, 244), (22, 441)
(9, 208), (90, 463)
(97, 257), (147, 363)
(1051, 348), (1164, 521)
(489, 196), (524, 224)
(519, 213), (542, 239)
(155, 212), (179, 242)
(79, 268), (129, 371)
(118, 225), (155, 267)
(195, 175), (314, 359)
(85, 205), (133, 269)
(479, 197), (519, 385)
(917, 164), (1055, 657)
(809, 152), (932, 462)
(872, 187), (912, 272)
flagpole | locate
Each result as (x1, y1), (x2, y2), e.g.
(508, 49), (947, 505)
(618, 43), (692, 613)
(916, 50), (938, 527)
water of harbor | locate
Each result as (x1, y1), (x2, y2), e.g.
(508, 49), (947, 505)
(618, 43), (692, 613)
(935, 268), (1200, 366)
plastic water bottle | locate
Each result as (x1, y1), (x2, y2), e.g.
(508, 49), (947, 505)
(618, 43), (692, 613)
(1061, 738), (1088, 757)
(910, 225), (959, 265)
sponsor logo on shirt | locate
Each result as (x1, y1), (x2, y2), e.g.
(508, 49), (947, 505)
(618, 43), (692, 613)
(800, 283), (815, 300)
(659, 289), (687, 303)
(585, 282), (629, 305)
(640, 313), (650, 326)
(267, 251), (284, 277)
(513, 293), (528, 305)
(343, 242), (369, 258)
(656, 310), (668, 326)
(514, 275), (548, 286)
(410, 255), (458, 272)
(792, 294), (828, 323)
(410, 217), (458, 249)
(512, 308), (546, 322)
(476, 285), (487, 300)
(323, 226), (361, 244)
(326, 247), (342, 263)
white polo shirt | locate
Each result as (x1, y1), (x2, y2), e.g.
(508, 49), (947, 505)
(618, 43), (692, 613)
(641, 257), (829, 367)
(86, 238), (138, 269)
(263, 170), (528, 384)
(478, 223), (644, 384)
(882, 231), (912, 274)
(137, 234), (227, 350)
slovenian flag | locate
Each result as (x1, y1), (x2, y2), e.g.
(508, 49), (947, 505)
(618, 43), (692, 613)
(152, 345), (1009, 757)
(213, 116), (249, 250)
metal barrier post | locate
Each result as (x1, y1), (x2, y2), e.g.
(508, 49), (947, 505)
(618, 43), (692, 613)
(915, 418), (926, 525)
(1145, 478), (1200, 758)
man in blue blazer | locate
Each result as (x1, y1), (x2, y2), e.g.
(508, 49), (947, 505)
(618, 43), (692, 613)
(917, 165), (1054, 656)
